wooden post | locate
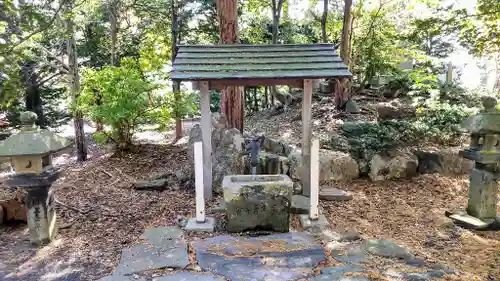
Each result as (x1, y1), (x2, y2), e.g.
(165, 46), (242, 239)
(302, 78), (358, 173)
(309, 139), (319, 220)
(302, 79), (313, 196)
(194, 141), (206, 222)
(200, 81), (212, 199)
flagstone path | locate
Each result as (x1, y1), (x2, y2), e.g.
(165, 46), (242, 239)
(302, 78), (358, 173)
(97, 227), (456, 281)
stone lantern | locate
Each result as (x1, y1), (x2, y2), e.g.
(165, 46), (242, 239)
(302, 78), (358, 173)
(448, 97), (500, 230)
(0, 111), (72, 244)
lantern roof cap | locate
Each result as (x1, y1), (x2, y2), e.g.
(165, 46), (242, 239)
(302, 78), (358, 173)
(0, 111), (72, 157)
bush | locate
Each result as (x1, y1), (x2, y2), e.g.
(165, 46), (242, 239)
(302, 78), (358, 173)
(79, 61), (153, 149)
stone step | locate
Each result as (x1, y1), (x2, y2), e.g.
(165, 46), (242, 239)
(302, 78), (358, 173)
(319, 187), (353, 201)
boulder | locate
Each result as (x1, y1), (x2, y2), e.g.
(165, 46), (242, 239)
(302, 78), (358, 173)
(319, 150), (359, 182)
(376, 100), (415, 120)
(187, 114), (245, 193)
(241, 152), (289, 175)
(222, 175), (293, 232)
(414, 147), (474, 175)
(369, 151), (418, 181)
(328, 134), (350, 153)
(345, 100), (360, 113)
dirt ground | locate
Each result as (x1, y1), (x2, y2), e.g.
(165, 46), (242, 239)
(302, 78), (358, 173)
(0, 98), (499, 281)
(0, 143), (498, 281)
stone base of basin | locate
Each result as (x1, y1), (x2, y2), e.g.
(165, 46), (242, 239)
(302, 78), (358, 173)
(222, 175), (293, 232)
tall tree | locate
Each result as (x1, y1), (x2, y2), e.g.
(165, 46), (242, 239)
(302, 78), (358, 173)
(216, 0), (244, 131)
(334, 0), (352, 109)
(321, 0), (328, 43)
(271, 0), (285, 44)
(172, 0), (183, 139)
(65, 0), (87, 161)
(340, 0), (352, 64)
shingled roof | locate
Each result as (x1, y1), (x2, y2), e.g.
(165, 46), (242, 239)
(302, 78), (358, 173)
(171, 44), (351, 89)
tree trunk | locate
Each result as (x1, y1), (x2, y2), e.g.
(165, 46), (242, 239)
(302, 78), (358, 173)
(336, 0), (352, 109)
(264, 86), (269, 108)
(172, 0), (183, 139)
(340, 0), (352, 64)
(321, 0), (328, 43)
(216, 0), (244, 132)
(270, 0), (284, 107)
(109, 0), (119, 66)
(253, 87), (258, 112)
(65, 0), (87, 161)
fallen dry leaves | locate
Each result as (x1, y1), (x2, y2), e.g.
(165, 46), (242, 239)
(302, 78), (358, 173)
(322, 174), (499, 281)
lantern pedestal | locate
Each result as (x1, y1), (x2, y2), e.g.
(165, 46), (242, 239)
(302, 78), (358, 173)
(6, 169), (61, 245)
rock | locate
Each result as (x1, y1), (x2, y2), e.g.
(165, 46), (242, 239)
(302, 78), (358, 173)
(345, 100), (360, 113)
(133, 179), (169, 190)
(341, 121), (369, 136)
(263, 137), (286, 156)
(287, 149), (303, 181)
(369, 151), (418, 181)
(319, 187), (353, 201)
(293, 181), (303, 195)
(193, 233), (325, 281)
(362, 240), (412, 259)
(320, 97), (332, 104)
(222, 175), (293, 232)
(338, 231), (361, 242)
(414, 147), (474, 175)
(376, 101), (415, 120)
(187, 115), (245, 193)
(319, 150), (359, 182)
(328, 134), (350, 152)
(114, 227), (189, 275)
(291, 195), (309, 214)
(331, 245), (370, 265)
(241, 152), (288, 175)
(153, 272), (225, 281)
(0, 205), (3, 225)
(175, 170), (187, 182)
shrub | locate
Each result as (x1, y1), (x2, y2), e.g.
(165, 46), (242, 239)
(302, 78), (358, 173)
(79, 61), (153, 149)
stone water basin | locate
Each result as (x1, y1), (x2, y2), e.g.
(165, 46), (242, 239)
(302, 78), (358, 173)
(222, 175), (293, 232)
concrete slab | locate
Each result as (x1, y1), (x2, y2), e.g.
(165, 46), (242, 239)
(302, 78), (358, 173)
(185, 217), (216, 232)
(299, 214), (329, 229)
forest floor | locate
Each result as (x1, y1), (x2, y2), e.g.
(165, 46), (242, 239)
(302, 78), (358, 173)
(0, 97), (499, 281)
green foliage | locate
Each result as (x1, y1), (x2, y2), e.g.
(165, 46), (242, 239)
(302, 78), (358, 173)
(79, 61), (153, 149)
(92, 131), (110, 146)
(192, 90), (220, 113)
(351, 3), (410, 85)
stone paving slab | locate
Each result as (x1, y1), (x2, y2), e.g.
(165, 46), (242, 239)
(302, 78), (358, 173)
(152, 272), (226, 281)
(192, 232), (325, 281)
(113, 227), (189, 276)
